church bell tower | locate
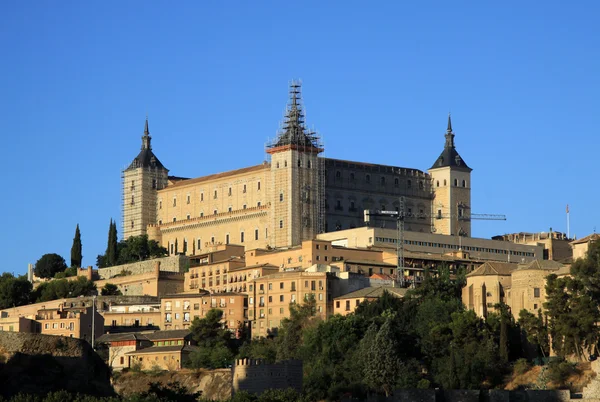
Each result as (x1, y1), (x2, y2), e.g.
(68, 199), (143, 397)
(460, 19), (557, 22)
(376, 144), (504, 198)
(428, 115), (472, 237)
(122, 118), (169, 239)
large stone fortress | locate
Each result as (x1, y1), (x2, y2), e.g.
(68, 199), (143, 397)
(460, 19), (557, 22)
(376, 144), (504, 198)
(122, 82), (472, 252)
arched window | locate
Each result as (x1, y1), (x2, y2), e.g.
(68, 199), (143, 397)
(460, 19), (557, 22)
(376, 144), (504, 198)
(307, 160), (311, 168)
(394, 178), (399, 187)
(350, 172), (355, 181)
(462, 180), (466, 187)
(276, 162), (279, 168)
(366, 174), (371, 183)
(444, 179), (447, 186)
(419, 181), (424, 190)
(407, 179), (412, 188)
(335, 171), (341, 179)
(454, 179), (458, 186)
(436, 180), (440, 187)
(280, 193), (284, 202)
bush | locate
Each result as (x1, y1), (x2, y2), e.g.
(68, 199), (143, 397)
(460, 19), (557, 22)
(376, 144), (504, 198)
(546, 359), (577, 387)
(130, 360), (142, 373)
(514, 358), (531, 376)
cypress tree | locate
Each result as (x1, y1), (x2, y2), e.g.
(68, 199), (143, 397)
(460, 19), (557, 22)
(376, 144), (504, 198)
(500, 316), (509, 363)
(106, 219), (119, 267)
(70, 224), (82, 267)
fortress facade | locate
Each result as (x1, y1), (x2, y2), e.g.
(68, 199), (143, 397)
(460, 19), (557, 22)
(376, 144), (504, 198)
(122, 82), (472, 253)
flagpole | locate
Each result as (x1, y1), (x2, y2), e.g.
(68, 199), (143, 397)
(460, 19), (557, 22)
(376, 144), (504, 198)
(567, 205), (570, 239)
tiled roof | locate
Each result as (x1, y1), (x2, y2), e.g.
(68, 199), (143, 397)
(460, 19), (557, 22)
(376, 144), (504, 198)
(466, 262), (518, 277)
(229, 263), (279, 272)
(515, 260), (563, 272)
(571, 233), (600, 245)
(126, 345), (199, 355)
(144, 329), (192, 341)
(163, 164), (269, 190)
(370, 273), (394, 281)
(96, 332), (150, 343)
(556, 265), (571, 276)
(335, 286), (408, 300)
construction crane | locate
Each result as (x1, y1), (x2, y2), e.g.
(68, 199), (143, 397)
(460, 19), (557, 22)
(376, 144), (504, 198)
(364, 196), (506, 286)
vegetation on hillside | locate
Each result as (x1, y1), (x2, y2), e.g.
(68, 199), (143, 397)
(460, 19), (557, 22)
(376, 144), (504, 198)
(96, 220), (167, 268)
(34, 253), (68, 279)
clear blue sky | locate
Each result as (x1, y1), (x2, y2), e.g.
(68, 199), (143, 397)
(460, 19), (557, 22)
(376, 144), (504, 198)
(1, 1), (598, 274)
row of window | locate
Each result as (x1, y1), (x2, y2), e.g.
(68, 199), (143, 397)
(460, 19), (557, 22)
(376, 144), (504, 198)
(165, 183), (262, 207)
(160, 201), (263, 214)
(333, 172), (427, 189)
(435, 179), (468, 188)
(164, 298), (237, 311)
(275, 159), (313, 169)
(168, 229), (267, 254)
(374, 237), (536, 257)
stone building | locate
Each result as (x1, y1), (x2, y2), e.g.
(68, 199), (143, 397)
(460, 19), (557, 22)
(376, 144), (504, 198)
(232, 359), (303, 396)
(571, 233), (599, 261)
(492, 231), (573, 262)
(462, 262), (517, 317)
(333, 286), (408, 316)
(122, 82), (477, 251)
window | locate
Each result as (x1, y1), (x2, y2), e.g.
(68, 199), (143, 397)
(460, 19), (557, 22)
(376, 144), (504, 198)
(257, 202), (261, 207)
(131, 220), (134, 228)
(454, 179), (458, 186)
(240, 231), (244, 243)
(336, 301), (340, 308)
(394, 178), (399, 186)
(345, 300), (350, 311)
(186, 214), (190, 220)
(173, 217), (176, 222)
(380, 176), (385, 185)
(335, 171), (341, 179)
(280, 295), (284, 302)
(291, 282), (296, 291)
(159, 200), (162, 209)
(280, 282), (284, 289)
(173, 198), (177, 207)
(228, 187), (232, 196)
(225, 234), (230, 244)
(243, 184), (247, 193)
(534, 288), (540, 298)
(214, 210), (217, 215)
(366, 174), (371, 183)
(462, 180), (467, 187)
(214, 190), (218, 199)
(255, 229), (259, 240)
(350, 172), (355, 181)
(243, 204), (246, 209)
(165, 302), (172, 311)
(257, 181), (261, 190)
(279, 220), (283, 229)
(268, 283), (272, 290)
(407, 179), (412, 188)
(436, 180), (439, 187)
(444, 179), (447, 186)
(197, 239), (201, 250)
(200, 193), (204, 201)
(187, 195), (190, 204)
(131, 195), (135, 205)
(228, 207), (232, 212)
(280, 193), (284, 202)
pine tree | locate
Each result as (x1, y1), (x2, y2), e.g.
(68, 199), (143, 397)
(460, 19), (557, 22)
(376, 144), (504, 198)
(106, 219), (119, 267)
(70, 224), (82, 268)
(364, 319), (401, 397)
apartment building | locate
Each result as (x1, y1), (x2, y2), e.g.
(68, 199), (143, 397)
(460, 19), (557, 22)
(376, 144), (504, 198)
(36, 306), (104, 343)
(161, 292), (248, 331)
(333, 286), (408, 316)
(248, 271), (338, 337)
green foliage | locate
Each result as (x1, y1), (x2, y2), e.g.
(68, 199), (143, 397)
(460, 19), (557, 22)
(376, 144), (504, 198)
(518, 309), (549, 359)
(100, 283), (122, 296)
(546, 359), (578, 388)
(187, 343), (234, 369)
(514, 358), (530, 376)
(139, 381), (201, 402)
(34, 253), (67, 279)
(71, 224), (83, 268)
(237, 338), (277, 363)
(276, 295), (316, 361)
(0, 273), (32, 309)
(33, 277), (96, 302)
(107, 220), (118, 267)
(97, 231), (167, 268)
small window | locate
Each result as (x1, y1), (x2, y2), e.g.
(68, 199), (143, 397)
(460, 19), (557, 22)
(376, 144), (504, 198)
(255, 229), (259, 240)
(186, 214), (190, 220)
(228, 207), (232, 212)
(462, 180), (466, 187)
(454, 179), (458, 186)
(159, 200), (162, 209)
(214, 190), (218, 199)
(366, 174), (371, 183)
(243, 184), (247, 193)
(226, 234), (230, 244)
(380, 176), (385, 185)
(350, 172), (355, 181)
(394, 178), (399, 187)
(257, 202), (261, 207)
(200, 193), (204, 201)
(444, 179), (447, 186)
(407, 179), (412, 188)
(240, 232), (244, 243)
(214, 210), (217, 215)
(243, 204), (246, 209)
(257, 181), (261, 190)
(172, 217), (176, 222)
(131, 220), (134, 228)
(279, 220), (283, 229)
(534, 288), (540, 298)
(173, 198), (177, 207)
(280, 193), (284, 202)
(187, 195), (190, 204)
(228, 188), (232, 196)
(436, 180), (439, 187)
(335, 171), (341, 179)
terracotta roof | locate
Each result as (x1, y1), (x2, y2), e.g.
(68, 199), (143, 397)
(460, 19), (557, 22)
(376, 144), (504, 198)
(514, 260), (564, 272)
(96, 332), (150, 343)
(335, 286), (408, 300)
(571, 233), (600, 245)
(163, 164), (269, 190)
(144, 329), (192, 341)
(466, 262), (518, 277)
(370, 273), (394, 281)
(126, 345), (199, 355)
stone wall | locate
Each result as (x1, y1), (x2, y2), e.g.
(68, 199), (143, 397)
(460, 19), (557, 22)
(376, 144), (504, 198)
(98, 255), (188, 280)
(232, 358), (303, 395)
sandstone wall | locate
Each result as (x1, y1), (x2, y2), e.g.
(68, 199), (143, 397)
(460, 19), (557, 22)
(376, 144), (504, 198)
(98, 255), (188, 279)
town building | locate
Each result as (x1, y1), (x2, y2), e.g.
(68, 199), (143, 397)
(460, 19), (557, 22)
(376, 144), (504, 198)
(492, 230), (572, 262)
(160, 292), (248, 331)
(571, 233), (599, 261)
(95, 332), (152, 370)
(333, 286), (408, 316)
(123, 82), (478, 254)
(36, 305), (104, 343)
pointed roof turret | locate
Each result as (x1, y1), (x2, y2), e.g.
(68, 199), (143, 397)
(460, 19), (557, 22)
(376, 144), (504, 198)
(126, 117), (167, 171)
(430, 115), (471, 171)
(267, 81), (323, 153)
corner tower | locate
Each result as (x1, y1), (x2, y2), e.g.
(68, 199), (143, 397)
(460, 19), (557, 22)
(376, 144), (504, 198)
(122, 118), (169, 239)
(266, 82), (324, 248)
(428, 115), (472, 237)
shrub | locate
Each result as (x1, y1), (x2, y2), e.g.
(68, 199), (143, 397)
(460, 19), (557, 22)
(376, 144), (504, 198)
(514, 358), (530, 376)
(546, 359), (577, 388)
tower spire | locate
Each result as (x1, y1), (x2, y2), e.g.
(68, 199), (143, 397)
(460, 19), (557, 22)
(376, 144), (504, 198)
(444, 114), (455, 149)
(447, 113), (453, 133)
(141, 116), (152, 150)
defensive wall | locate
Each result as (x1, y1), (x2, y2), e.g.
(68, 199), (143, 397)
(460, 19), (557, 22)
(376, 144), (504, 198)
(231, 358), (302, 395)
(97, 255), (188, 280)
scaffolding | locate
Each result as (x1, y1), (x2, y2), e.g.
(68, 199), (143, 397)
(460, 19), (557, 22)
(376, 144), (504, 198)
(266, 80), (325, 247)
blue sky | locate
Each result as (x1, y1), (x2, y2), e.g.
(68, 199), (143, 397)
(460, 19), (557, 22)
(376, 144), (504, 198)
(1, 1), (598, 274)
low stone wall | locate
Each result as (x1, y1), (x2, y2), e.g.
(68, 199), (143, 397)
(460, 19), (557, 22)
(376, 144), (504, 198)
(343, 389), (575, 402)
(98, 255), (188, 279)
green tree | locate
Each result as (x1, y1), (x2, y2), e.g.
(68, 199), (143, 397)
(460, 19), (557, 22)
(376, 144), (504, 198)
(363, 319), (401, 396)
(0, 273), (32, 309)
(100, 283), (122, 296)
(190, 309), (229, 347)
(106, 220), (118, 267)
(34, 254), (67, 278)
(33, 277), (96, 302)
(276, 295), (316, 360)
(70, 224), (82, 268)
(518, 309), (549, 358)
